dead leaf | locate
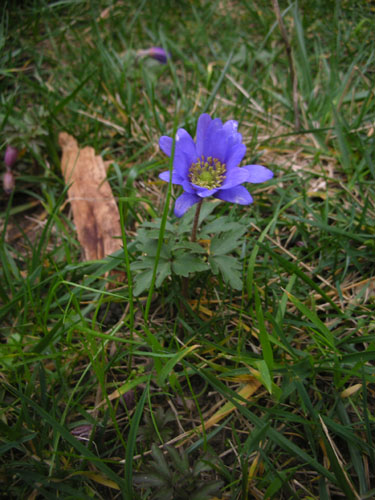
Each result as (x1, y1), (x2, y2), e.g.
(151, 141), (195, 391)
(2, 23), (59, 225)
(341, 384), (362, 398)
(59, 132), (122, 261)
(194, 379), (261, 434)
(71, 471), (120, 490)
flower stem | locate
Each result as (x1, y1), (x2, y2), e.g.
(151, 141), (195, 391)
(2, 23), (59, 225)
(181, 201), (203, 311)
(191, 200), (203, 242)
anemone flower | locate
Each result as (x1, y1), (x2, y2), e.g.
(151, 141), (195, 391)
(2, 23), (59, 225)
(138, 47), (169, 64)
(159, 113), (273, 217)
(148, 46), (169, 64)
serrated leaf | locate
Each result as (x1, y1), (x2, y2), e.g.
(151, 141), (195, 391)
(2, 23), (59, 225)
(155, 260), (171, 287)
(133, 269), (153, 296)
(190, 481), (224, 500)
(133, 258), (171, 295)
(210, 255), (243, 290)
(133, 474), (165, 487)
(201, 218), (244, 236)
(210, 230), (244, 256)
(136, 238), (171, 259)
(209, 257), (219, 274)
(172, 241), (206, 253)
(150, 443), (171, 480)
(141, 220), (174, 232)
(165, 446), (189, 475)
(172, 254), (209, 277)
(135, 237), (158, 256)
(130, 256), (155, 271)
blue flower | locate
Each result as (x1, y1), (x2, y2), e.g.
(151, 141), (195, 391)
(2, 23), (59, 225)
(159, 113), (273, 217)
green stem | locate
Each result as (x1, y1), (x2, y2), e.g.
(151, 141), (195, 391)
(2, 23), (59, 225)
(181, 200), (203, 309)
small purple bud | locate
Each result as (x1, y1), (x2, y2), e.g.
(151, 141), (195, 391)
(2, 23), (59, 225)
(148, 47), (169, 64)
(71, 424), (92, 441)
(122, 390), (135, 410)
(3, 170), (15, 195)
(4, 146), (18, 169)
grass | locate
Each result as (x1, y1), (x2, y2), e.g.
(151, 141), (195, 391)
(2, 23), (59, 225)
(1, 0), (375, 498)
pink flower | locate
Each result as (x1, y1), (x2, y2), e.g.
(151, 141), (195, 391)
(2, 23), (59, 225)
(4, 146), (18, 169)
(3, 170), (15, 194)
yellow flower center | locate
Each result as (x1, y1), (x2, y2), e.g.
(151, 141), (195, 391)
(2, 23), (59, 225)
(189, 156), (226, 189)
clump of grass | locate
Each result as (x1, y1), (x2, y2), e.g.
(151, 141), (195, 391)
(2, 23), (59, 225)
(1, 1), (375, 499)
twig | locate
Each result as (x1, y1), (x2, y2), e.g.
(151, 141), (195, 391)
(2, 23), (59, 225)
(191, 200), (203, 243)
(272, 0), (301, 131)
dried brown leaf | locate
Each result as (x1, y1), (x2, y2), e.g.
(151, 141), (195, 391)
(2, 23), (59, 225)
(59, 132), (122, 261)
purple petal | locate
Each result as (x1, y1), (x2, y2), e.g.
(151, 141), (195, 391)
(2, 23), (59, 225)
(175, 128), (197, 163)
(160, 130), (196, 180)
(221, 167), (249, 190)
(159, 170), (184, 184)
(243, 165), (273, 183)
(181, 180), (196, 194)
(223, 120), (242, 146)
(159, 136), (173, 157)
(223, 120), (239, 136)
(194, 186), (218, 198)
(149, 47), (169, 64)
(174, 192), (201, 217)
(196, 114), (212, 157)
(203, 127), (228, 162)
(171, 150), (191, 179)
(215, 185), (253, 205)
(226, 143), (246, 170)
(159, 171), (170, 182)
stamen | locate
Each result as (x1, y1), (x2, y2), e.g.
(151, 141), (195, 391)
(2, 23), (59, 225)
(189, 156), (226, 189)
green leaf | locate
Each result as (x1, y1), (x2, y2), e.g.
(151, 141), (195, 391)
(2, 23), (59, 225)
(133, 269), (153, 296)
(209, 255), (243, 290)
(210, 229), (245, 256)
(172, 241), (206, 254)
(130, 256), (155, 271)
(172, 254), (209, 277)
(287, 291), (335, 349)
(201, 217), (244, 236)
(133, 259), (171, 295)
(157, 344), (200, 387)
(12, 387), (126, 490)
(135, 237), (159, 256)
(254, 285), (274, 370)
(255, 359), (273, 394)
(190, 481), (223, 500)
(155, 260), (171, 287)
(125, 384), (149, 497)
(150, 443), (171, 480)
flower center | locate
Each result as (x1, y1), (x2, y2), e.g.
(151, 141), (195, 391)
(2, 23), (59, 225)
(189, 156), (226, 189)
